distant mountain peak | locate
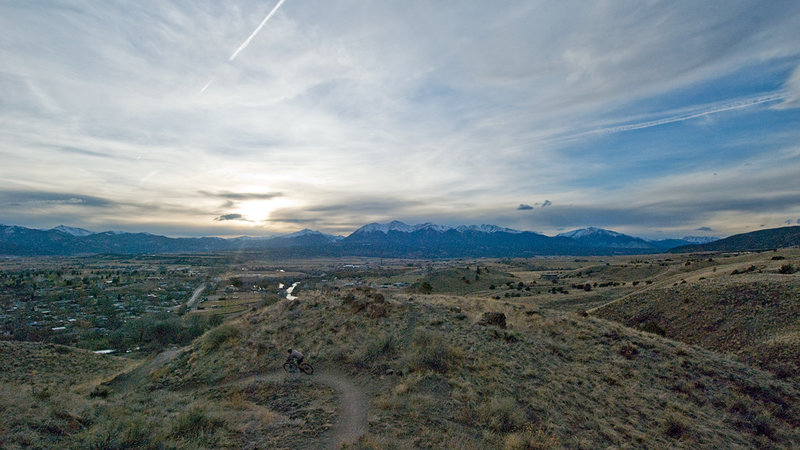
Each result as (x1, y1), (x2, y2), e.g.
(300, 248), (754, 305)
(281, 228), (343, 241)
(557, 227), (623, 239)
(558, 227), (652, 249)
(51, 225), (94, 237)
(353, 221), (415, 234)
(353, 221), (524, 235)
(680, 235), (719, 244)
(456, 224), (522, 234)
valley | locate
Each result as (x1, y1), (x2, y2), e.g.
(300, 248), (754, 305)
(1, 248), (799, 448)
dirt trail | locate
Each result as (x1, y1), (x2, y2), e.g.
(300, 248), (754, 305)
(221, 368), (369, 448)
(105, 347), (181, 390)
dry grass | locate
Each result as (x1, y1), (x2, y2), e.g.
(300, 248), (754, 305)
(5, 252), (800, 447)
(594, 253), (800, 383)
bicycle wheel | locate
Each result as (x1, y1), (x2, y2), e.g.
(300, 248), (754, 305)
(298, 362), (314, 375)
(283, 362), (297, 373)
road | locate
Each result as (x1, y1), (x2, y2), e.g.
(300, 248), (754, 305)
(185, 284), (206, 311)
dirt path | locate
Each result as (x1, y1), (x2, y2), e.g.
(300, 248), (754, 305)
(105, 346), (181, 390)
(209, 367), (369, 448)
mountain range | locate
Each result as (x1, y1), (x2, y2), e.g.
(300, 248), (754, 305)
(0, 222), (732, 257)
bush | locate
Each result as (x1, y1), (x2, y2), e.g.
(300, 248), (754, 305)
(482, 396), (526, 433)
(778, 264), (796, 274)
(406, 330), (458, 374)
(638, 321), (666, 336)
(663, 414), (688, 439)
(202, 324), (240, 351)
(418, 282), (433, 294)
(171, 405), (221, 439)
(353, 332), (397, 370)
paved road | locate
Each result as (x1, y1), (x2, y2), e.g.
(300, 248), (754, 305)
(186, 284), (206, 311)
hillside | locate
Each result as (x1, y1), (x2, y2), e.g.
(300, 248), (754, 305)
(671, 226), (800, 253)
(594, 248), (800, 383)
(3, 254), (800, 447)
(152, 288), (800, 447)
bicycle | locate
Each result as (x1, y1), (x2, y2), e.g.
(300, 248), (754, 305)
(283, 358), (314, 375)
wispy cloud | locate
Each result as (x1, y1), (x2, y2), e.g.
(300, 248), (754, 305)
(1, 1), (799, 237)
(199, 191), (283, 201)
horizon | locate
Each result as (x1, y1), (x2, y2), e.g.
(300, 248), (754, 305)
(3, 219), (763, 242)
(2, 1), (800, 239)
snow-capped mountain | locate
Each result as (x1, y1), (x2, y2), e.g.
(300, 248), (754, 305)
(280, 228), (343, 241)
(353, 220), (417, 234)
(51, 225), (95, 237)
(557, 227), (652, 249)
(680, 235), (719, 244)
(0, 221), (752, 257)
(558, 227), (623, 239)
(456, 224), (522, 234)
(352, 221), (522, 235)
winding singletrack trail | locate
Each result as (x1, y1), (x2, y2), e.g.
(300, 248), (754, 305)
(110, 347), (371, 449)
(224, 368), (369, 448)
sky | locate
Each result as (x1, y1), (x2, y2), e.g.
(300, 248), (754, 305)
(1, 0), (800, 239)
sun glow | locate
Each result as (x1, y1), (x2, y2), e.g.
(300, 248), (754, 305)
(236, 198), (293, 223)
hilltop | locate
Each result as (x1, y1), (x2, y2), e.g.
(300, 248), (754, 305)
(594, 248), (800, 383)
(671, 226), (800, 253)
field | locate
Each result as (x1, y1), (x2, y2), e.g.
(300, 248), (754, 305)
(1, 249), (800, 447)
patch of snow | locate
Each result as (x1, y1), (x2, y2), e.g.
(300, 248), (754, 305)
(456, 224), (522, 234)
(51, 225), (94, 237)
(557, 227), (623, 238)
(681, 235), (720, 244)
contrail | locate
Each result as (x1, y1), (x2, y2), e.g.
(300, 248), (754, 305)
(228, 0), (288, 62)
(200, 77), (215, 94)
(600, 91), (787, 134)
(510, 90), (788, 149)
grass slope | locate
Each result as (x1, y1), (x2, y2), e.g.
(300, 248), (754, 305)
(151, 287), (800, 448)
(594, 271), (800, 384)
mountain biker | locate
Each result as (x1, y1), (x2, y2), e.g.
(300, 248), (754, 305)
(286, 348), (304, 365)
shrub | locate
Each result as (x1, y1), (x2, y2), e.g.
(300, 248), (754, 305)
(353, 332), (397, 370)
(202, 324), (240, 351)
(406, 330), (459, 374)
(171, 405), (221, 439)
(778, 264), (796, 274)
(663, 414), (688, 439)
(639, 320), (666, 336)
(482, 396), (526, 433)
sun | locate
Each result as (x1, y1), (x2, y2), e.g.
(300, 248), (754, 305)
(236, 198), (293, 223)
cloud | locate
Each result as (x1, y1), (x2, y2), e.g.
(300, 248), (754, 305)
(541, 200), (552, 208)
(0, 190), (114, 208)
(517, 204), (533, 210)
(199, 191), (283, 201)
(774, 64), (800, 109)
(696, 227), (713, 232)
(215, 213), (247, 222)
(1, 1), (800, 237)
